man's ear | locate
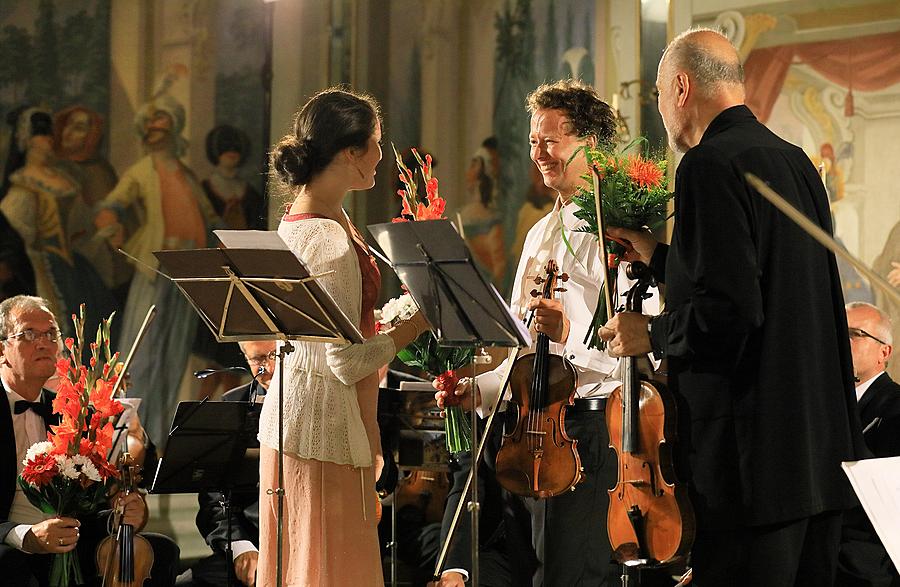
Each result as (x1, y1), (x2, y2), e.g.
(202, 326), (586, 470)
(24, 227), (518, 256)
(675, 72), (690, 108)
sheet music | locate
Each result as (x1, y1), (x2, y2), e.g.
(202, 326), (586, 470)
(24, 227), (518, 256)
(842, 457), (900, 568)
(214, 230), (289, 250)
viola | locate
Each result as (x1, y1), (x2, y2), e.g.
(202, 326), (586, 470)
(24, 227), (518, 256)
(606, 262), (694, 567)
(495, 259), (582, 498)
(96, 452), (154, 587)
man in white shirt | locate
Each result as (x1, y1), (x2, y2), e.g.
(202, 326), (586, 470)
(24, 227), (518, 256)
(433, 79), (636, 587)
(837, 301), (900, 586)
(0, 295), (179, 586)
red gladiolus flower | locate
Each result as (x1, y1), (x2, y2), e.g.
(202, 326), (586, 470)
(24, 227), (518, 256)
(22, 453), (58, 487)
(65, 338), (75, 351)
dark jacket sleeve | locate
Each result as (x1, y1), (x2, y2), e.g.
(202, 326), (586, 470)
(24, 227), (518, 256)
(648, 147), (764, 369)
(196, 489), (257, 552)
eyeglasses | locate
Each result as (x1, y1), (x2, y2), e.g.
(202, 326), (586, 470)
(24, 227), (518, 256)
(848, 327), (888, 346)
(246, 351), (277, 366)
(3, 328), (60, 344)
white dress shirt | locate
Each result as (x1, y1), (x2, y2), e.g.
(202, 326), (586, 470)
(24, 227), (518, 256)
(474, 198), (659, 417)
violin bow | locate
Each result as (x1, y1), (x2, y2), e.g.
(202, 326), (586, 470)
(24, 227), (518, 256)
(106, 305), (156, 462)
(745, 173), (900, 306)
(592, 164), (617, 321)
(108, 305), (157, 400)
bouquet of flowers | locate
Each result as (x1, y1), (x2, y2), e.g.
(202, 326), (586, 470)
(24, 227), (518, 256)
(382, 145), (473, 453)
(378, 293), (474, 453)
(569, 141), (673, 349)
(18, 305), (124, 587)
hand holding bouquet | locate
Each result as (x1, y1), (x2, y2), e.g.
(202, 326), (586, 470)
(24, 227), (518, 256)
(378, 293), (474, 453)
(18, 305), (124, 587)
(569, 141), (673, 349)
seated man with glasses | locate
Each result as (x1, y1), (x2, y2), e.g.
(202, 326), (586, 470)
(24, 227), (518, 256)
(0, 295), (180, 586)
(837, 301), (900, 586)
(177, 340), (275, 587)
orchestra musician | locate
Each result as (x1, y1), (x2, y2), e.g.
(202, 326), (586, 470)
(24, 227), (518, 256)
(176, 340), (275, 587)
(837, 302), (900, 586)
(0, 294), (180, 586)
(434, 79), (651, 586)
(600, 29), (866, 586)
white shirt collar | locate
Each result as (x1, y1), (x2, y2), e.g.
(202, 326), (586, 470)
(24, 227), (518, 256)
(855, 371), (885, 402)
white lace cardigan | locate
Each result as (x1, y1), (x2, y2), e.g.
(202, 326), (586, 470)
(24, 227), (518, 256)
(257, 217), (396, 467)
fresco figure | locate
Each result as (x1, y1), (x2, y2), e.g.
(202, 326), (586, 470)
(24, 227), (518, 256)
(874, 219), (900, 382)
(54, 105), (133, 306)
(95, 95), (220, 447)
(460, 143), (506, 284)
(0, 106), (116, 339)
(194, 124), (267, 399)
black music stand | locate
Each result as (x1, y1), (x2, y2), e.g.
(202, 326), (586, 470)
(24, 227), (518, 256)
(153, 229), (363, 587)
(369, 219), (529, 586)
(150, 401), (259, 587)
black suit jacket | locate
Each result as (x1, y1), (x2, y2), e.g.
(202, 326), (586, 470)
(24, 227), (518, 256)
(859, 373), (900, 458)
(195, 383), (260, 553)
(838, 373), (900, 585)
(648, 105), (866, 528)
(0, 382), (59, 542)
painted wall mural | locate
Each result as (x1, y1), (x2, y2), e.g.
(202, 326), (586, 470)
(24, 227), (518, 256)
(727, 8), (900, 380)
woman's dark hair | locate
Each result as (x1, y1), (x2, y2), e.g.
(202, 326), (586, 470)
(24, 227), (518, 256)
(271, 87), (381, 187)
(206, 124), (251, 166)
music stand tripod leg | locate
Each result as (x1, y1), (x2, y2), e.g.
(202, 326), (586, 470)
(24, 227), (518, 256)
(265, 340), (293, 587)
(222, 490), (234, 587)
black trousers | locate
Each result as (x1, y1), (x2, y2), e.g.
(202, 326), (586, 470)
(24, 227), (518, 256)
(517, 409), (620, 587)
(690, 509), (843, 587)
(0, 531), (180, 587)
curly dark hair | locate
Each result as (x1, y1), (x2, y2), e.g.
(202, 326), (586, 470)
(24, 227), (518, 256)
(525, 79), (615, 147)
(270, 87), (381, 187)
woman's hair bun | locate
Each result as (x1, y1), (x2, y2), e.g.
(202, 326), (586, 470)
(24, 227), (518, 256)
(272, 136), (317, 187)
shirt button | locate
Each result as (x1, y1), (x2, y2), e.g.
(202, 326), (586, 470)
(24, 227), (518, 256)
(569, 354), (575, 360)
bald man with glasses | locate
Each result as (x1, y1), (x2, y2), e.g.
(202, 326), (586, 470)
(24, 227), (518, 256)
(838, 302), (900, 586)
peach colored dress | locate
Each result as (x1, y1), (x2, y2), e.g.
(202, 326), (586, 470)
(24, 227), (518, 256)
(257, 213), (386, 586)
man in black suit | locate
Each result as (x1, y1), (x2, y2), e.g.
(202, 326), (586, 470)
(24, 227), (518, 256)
(428, 420), (532, 587)
(837, 302), (900, 586)
(0, 294), (180, 586)
(601, 28), (865, 586)
(178, 340), (274, 587)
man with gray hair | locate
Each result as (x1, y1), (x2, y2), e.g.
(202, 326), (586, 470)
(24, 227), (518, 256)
(600, 28), (864, 585)
(0, 295), (180, 585)
(838, 302), (900, 585)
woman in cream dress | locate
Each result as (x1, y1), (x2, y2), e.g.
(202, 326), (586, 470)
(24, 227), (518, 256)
(258, 88), (429, 586)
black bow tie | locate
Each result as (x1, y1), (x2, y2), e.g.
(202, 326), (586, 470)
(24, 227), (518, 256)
(14, 400), (51, 420)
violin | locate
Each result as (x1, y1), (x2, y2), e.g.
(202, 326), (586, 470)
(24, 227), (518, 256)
(606, 261), (694, 567)
(495, 259), (582, 498)
(396, 469), (451, 523)
(96, 452), (154, 587)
